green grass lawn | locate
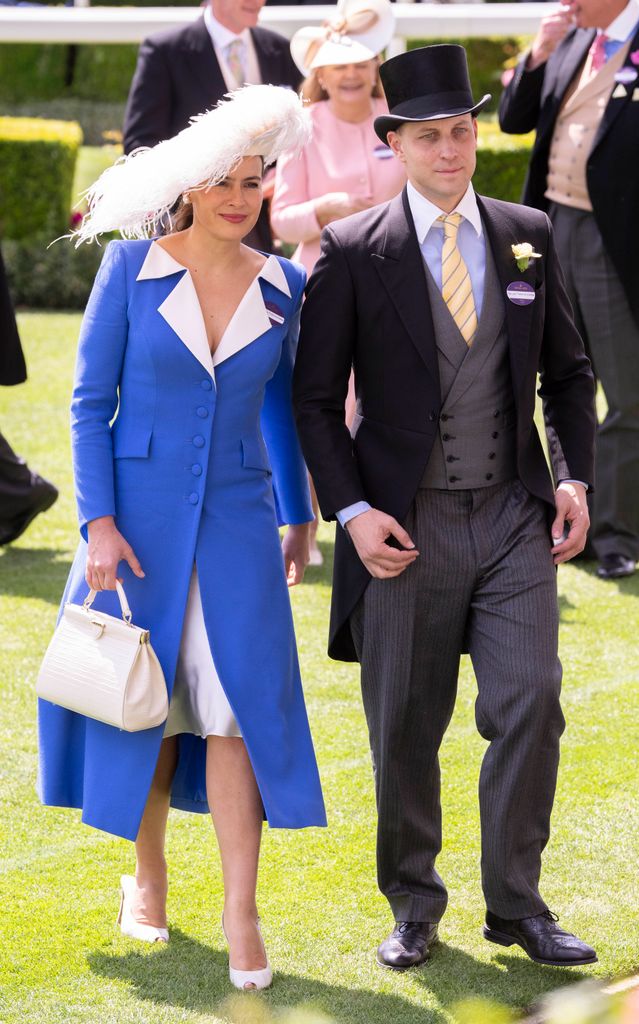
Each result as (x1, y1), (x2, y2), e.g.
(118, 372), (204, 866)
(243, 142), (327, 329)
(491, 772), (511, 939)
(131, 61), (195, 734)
(1, 313), (638, 1024)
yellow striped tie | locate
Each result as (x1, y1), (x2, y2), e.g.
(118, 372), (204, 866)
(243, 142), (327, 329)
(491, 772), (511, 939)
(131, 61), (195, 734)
(438, 212), (477, 346)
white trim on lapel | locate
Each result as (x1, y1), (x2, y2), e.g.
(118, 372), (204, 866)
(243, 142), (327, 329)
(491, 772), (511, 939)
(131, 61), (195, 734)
(212, 254), (291, 368)
(136, 242), (292, 376)
(137, 241), (214, 377)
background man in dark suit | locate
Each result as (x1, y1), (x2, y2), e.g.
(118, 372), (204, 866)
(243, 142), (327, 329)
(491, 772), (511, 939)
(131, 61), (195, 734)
(499, 0), (639, 581)
(123, 0), (302, 250)
(294, 45), (597, 971)
(0, 244), (57, 545)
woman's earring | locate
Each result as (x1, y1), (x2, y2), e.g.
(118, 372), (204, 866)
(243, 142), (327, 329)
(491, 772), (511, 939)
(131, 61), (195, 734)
(183, 192), (191, 204)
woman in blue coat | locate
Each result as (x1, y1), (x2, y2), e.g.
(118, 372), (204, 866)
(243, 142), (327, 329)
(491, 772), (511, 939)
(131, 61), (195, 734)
(38, 86), (326, 990)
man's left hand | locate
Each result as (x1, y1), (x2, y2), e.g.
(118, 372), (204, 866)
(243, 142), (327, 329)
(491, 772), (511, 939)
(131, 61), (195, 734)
(551, 482), (589, 564)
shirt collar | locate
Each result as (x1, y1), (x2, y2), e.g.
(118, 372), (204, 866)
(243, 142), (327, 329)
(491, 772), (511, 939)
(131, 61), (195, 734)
(406, 180), (483, 244)
(600, 0), (639, 42)
(203, 6), (250, 51)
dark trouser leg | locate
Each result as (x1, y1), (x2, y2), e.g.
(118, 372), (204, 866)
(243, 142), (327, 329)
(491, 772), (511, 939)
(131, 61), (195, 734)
(350, 490), (476, 923)
(549, 203), (639, 562)
(466, 481), (564, 918)
(0, 430), (58, 543)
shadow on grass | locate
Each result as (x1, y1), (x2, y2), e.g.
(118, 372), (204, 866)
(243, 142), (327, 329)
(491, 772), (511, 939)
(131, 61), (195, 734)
(0, 546), (71, 605)
(88, 929), (594, 1024)
(569, 559), (639, 597)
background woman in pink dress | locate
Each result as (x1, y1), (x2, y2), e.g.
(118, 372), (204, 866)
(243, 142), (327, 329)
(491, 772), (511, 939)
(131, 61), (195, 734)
(271, 0), (406, 563)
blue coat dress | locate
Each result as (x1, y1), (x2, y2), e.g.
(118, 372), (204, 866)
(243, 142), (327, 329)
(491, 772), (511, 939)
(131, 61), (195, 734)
(37, 239), (327, 841)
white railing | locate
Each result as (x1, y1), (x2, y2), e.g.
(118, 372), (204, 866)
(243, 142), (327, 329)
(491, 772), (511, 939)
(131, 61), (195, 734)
(0, 4), (554, 44)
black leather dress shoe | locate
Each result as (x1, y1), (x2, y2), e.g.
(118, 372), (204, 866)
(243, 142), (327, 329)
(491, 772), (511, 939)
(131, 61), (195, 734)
(597, 554), (636, 580)
(483, 910), (597, 966)
(0, 476), (58, 546)
(376, 921), (438, 970)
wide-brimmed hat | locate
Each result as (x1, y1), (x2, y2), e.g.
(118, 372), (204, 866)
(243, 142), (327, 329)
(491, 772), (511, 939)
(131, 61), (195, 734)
(73, 85), (311, 244)
(290, 0), (395, 78)
(374, 44), (491, 143)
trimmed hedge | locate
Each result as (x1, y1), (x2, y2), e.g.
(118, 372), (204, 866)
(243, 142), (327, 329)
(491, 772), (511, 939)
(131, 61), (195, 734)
(0, 117), (82, 241)
(4, 232), (104, 310)
(475, 122), (535, 205)
(0, 101), (125, 148)
(0, 43), (138, 105)
(0, 36), (530, 111)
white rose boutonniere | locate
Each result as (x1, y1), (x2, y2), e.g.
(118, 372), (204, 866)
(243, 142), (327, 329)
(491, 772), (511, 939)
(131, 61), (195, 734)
(512, 242), (542, 272)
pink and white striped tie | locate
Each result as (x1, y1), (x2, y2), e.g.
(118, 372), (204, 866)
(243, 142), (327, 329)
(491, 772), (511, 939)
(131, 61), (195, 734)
(589, 33), (609, 74)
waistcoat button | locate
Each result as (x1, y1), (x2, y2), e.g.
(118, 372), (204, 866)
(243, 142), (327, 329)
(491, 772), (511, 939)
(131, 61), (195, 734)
(191, 464), (202, 476)
(188, 493), (199, 505)
(201, 379), (212, 390)
(193, 435), (205, 448)
(196, 407), (209, 418)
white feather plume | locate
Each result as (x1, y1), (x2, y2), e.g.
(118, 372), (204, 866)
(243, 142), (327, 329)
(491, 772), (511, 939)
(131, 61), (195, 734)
(75, 85), (311, 244)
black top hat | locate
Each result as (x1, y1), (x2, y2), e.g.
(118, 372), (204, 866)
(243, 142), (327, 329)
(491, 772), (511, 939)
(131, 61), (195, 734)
(374, 44), (491, 143)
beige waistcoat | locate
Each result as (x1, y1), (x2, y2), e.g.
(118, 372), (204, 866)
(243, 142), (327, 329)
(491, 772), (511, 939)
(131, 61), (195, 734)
(545, 41), (631, 211)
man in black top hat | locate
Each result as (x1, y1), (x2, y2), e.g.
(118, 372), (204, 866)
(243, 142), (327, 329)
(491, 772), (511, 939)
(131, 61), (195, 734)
(294, 44), (598, 969)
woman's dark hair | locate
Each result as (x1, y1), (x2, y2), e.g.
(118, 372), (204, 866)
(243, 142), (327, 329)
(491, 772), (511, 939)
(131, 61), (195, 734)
(173, 196), (193, 233)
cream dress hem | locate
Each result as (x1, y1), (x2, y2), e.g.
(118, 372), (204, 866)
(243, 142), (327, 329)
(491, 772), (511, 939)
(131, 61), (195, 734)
(163, 566), (242, 739)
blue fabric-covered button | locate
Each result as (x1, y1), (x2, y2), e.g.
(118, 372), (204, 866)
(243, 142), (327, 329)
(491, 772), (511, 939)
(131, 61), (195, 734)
(193, 435), (205, 448)
(196, 407), (209, 419)
(188, 493), (199, 505)
(191, 464), (202, 476)
(201, 379), (212, 390)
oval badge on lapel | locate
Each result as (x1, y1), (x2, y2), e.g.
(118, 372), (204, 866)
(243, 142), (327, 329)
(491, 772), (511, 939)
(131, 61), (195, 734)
(507, 281), (536, 306)
(265, 301), (285, 326)
(615, 67), (638, 85)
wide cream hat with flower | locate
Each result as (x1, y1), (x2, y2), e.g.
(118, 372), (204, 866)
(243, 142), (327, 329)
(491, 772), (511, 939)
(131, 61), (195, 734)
(73, 85), (311, 244)
(290, 0), (395, 77)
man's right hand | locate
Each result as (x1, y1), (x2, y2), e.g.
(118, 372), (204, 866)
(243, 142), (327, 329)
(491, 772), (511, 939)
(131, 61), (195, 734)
(527, 3), (575, 71)
(346, 509), (419, 579)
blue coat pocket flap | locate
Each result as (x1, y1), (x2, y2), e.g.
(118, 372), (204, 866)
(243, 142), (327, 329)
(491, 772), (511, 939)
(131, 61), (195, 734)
(241, 436), (271, 473)
(112, 424), (152, 459)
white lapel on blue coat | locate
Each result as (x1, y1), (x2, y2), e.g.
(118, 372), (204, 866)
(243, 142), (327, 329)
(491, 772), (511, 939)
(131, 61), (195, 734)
(213, 254), (292, 368)
(136, 245), (292, 376)
(136, 241), (214, 378)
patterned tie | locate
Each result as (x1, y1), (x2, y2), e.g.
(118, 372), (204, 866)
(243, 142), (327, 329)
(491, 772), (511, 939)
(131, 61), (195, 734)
(225, 38), (246, 88)
(589, 32), (609, 73)
(438, 213), (477, 346)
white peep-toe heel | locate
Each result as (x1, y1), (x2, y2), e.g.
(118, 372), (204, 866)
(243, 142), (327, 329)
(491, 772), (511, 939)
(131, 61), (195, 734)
(222, 913), (273, 991)
(117, 875), (169, 944)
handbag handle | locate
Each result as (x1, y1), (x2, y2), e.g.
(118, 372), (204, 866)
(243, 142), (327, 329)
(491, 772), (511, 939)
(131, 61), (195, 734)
(83, 580), (133, 625)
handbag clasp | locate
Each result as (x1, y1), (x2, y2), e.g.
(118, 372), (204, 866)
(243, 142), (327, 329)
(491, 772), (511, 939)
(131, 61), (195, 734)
(90, 618), (106, 640)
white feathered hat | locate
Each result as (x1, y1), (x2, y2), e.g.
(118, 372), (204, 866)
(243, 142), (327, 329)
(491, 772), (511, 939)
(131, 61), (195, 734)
(290, 0), (395, 78)
(74, 85), (311, 244)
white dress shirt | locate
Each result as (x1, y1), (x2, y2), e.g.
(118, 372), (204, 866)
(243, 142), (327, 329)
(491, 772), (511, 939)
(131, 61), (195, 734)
(203, 7), (261, 90)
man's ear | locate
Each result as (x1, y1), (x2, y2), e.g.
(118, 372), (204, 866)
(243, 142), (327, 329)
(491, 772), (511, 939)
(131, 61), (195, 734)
(387, 128), (404, 161)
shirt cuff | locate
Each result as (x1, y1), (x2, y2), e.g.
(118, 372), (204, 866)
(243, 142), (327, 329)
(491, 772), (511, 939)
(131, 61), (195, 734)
(336, 501), (371, 528)
(558, 479), (588, 489)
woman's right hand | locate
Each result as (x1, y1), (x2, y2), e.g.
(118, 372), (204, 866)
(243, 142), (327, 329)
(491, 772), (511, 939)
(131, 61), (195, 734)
(85, 516), (145, 591)
(314, 192), (373, 228)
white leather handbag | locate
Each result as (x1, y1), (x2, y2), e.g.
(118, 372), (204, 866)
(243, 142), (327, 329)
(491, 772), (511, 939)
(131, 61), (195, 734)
(37, 581), (168, 732)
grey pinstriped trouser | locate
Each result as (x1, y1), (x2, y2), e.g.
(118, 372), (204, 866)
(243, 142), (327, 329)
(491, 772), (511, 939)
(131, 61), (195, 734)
(350, 480), (564, 923)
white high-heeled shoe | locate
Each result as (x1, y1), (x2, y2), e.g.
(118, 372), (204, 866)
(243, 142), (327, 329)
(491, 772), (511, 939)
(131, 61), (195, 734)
(117, 875), (169, 944)
(222, 914), (272, 991)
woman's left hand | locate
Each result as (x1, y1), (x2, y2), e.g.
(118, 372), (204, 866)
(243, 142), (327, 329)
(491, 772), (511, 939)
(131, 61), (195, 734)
(282, 522), (311, 587)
